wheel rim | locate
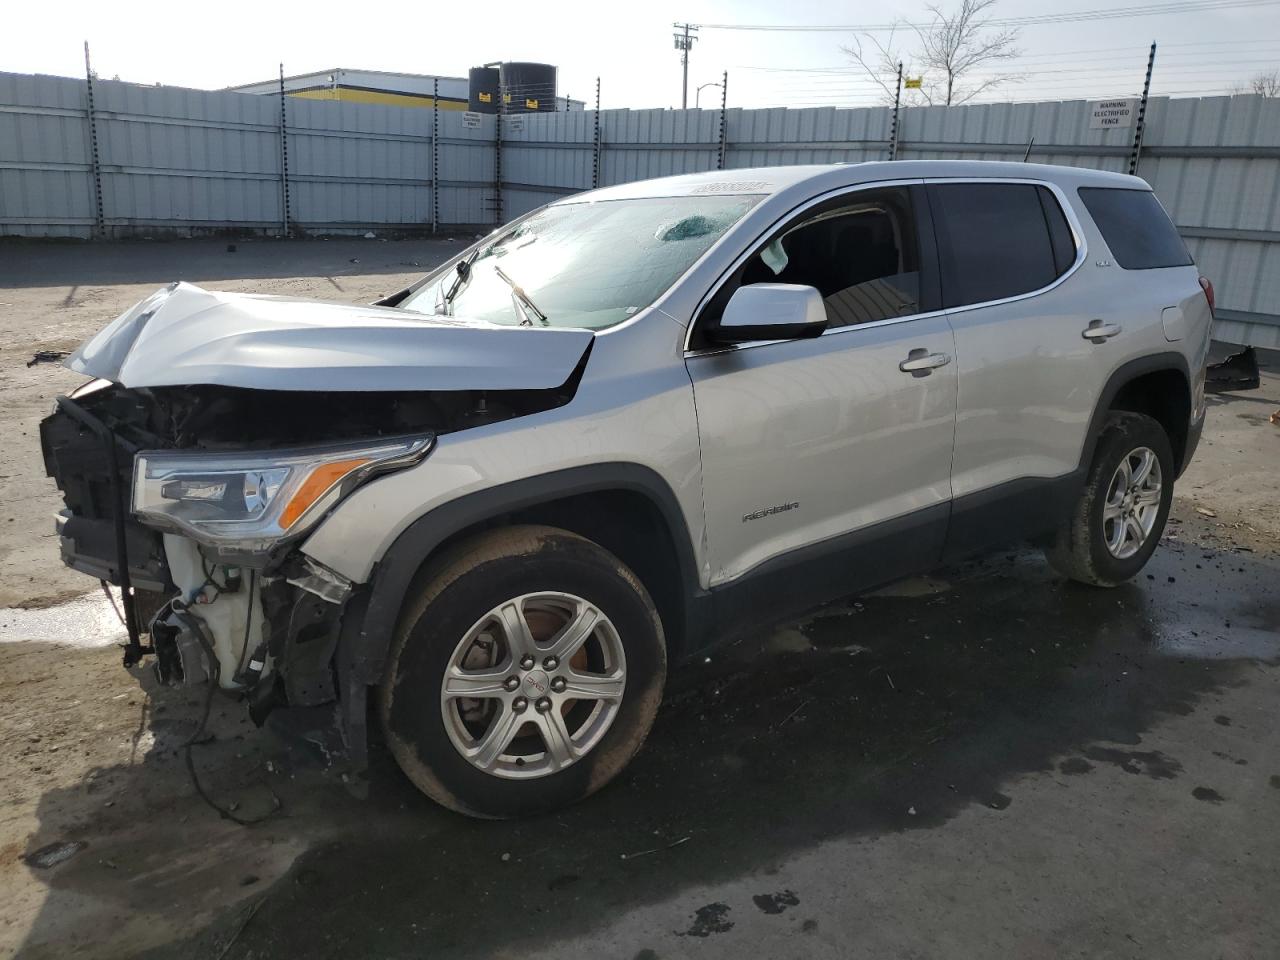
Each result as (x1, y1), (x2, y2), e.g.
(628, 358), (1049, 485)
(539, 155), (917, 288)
(1103, 446), (1163, 560)
(440, 592), (627, 780)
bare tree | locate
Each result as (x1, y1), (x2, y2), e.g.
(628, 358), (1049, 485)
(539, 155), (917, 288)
(842, 29), (911, 106)
(842, 0), (1021, 107)
(1237, 69), (1280, 97)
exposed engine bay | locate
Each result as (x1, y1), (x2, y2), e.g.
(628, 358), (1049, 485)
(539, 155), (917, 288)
(51, 379), (569, 450)
(39, 373), (582, 774)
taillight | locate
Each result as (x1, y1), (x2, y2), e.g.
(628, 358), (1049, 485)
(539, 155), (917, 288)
(1194, 276), (1214, 419)
(1199, 276), (1216, 317)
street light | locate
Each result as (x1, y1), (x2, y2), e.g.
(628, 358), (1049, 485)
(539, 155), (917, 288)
(696, 81), (723, 108)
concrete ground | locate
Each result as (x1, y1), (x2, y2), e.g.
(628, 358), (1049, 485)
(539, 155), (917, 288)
(1, 240), (1278, 959)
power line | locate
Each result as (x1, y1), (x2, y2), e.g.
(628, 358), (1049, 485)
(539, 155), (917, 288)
(722, 18), (1277, 110)
(742, 88), (1240, 108)
(698, 0), (1280, 32)
(1159, 35), (1280, 44)
(755, 59), (1280, 86)
(742, 70), (1256, 101)
(734, 47), (1280, 74)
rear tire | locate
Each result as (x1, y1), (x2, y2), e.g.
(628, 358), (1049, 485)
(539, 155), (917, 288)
(381, 525), (666, 819)
(1045, 411), (1174, 587)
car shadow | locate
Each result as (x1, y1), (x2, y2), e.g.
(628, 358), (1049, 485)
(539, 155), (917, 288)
(12, 530), (1280, 959)
(0, 238), (460, 290)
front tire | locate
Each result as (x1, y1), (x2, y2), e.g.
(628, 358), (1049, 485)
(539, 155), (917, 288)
(381, 525), (666, 818)
(1045, 411), (1175, 586)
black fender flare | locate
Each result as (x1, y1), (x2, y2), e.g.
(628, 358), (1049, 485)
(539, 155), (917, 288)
(1077, 351), (1192, 474)
(345, 462), (704, 685)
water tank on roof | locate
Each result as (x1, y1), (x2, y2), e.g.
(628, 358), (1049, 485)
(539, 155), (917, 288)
(468, 67), (500, 113)
(499, 62), (557, 113)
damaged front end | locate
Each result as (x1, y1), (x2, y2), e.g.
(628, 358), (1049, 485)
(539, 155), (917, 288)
(41, 383), (435, 772)
(40, 283), (592, 778)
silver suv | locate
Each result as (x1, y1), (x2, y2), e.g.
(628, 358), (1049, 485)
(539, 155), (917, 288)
(41, 160), (1212, 818)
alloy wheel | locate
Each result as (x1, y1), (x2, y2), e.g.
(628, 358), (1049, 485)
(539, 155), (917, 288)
(440, 592), (627, 779)
(1102, 445), (1163, 560)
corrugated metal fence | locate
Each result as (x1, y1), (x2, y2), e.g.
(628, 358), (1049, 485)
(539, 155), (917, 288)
(0, 71), (496, 237)
(2, 71), (1278, 341)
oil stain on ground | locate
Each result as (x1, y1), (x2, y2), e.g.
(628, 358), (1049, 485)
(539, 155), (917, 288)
(679, 903), (734, 937)
(1080, 747), (1183, 780)
(752, 890), (800, 915)
(1059, 757), (1096, 775)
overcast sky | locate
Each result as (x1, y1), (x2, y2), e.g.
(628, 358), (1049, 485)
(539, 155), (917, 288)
(4, 0), (1279, 108)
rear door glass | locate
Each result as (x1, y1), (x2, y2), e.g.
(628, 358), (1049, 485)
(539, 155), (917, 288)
(928, 182), (1064, 309)
(1078, 187), (1192, 270)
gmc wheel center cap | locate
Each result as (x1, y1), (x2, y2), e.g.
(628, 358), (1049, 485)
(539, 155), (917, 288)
(522, 670), (550, 697)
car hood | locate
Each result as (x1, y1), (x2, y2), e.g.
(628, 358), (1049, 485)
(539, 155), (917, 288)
(65, 282), (595, 392)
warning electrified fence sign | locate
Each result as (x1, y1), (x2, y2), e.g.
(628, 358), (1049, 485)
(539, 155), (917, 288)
(1089, 99), (1139, 130)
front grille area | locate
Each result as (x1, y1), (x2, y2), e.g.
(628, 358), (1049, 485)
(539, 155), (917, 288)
(41, 399), (171, 593)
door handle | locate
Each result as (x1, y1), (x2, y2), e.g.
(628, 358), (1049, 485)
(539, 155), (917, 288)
(899, 349), (952, 375)
(1082, 319), (1122, 342)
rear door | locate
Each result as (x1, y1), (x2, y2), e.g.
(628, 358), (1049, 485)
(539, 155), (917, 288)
(686, 183), (958, 589)
(925, 179), (1099, 553)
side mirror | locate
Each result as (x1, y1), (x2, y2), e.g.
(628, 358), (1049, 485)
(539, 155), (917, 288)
(709, 283), (827, 344)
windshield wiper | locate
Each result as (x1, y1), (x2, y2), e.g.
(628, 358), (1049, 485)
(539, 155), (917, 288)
(493, 265), (549, 326)
(441, 248), (482, 312)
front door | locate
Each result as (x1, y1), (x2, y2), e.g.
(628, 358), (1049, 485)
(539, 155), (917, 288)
(686, 184), (958, 594)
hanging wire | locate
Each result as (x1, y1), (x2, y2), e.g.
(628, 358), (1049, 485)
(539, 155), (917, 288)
(698, 0), (1280, 31)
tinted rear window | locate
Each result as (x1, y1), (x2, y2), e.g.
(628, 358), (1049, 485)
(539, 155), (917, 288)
(929, 182), (1072, 308)
(1078, 187), (1192, 270)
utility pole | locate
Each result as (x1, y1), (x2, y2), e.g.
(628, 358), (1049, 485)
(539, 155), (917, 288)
(673, 22), (699, 108)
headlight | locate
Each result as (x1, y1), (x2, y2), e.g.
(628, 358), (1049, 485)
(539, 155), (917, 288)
(133, 434), (433, 554)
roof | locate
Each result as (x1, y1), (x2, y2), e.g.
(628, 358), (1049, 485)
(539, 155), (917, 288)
(568, 161), (1146, 204)
(226, 67), (467, 92)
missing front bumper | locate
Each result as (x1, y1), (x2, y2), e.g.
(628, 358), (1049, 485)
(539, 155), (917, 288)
(42, 395), (167, 666)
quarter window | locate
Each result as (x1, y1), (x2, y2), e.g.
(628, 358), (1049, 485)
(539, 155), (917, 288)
(928, 182), (1076, 309)
(1078, 187), (1192, 270)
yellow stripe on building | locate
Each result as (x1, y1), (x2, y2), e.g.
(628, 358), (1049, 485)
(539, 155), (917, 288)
(287, 87), (469, 110)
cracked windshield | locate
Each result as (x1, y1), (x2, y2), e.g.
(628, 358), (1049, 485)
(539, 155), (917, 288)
(401, 194), (761, 329)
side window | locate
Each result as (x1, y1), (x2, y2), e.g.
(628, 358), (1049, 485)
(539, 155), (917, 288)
(1077, 187), (1192, 270)
(696, 187), (923, 341)
(929, 182), (1073, 309)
